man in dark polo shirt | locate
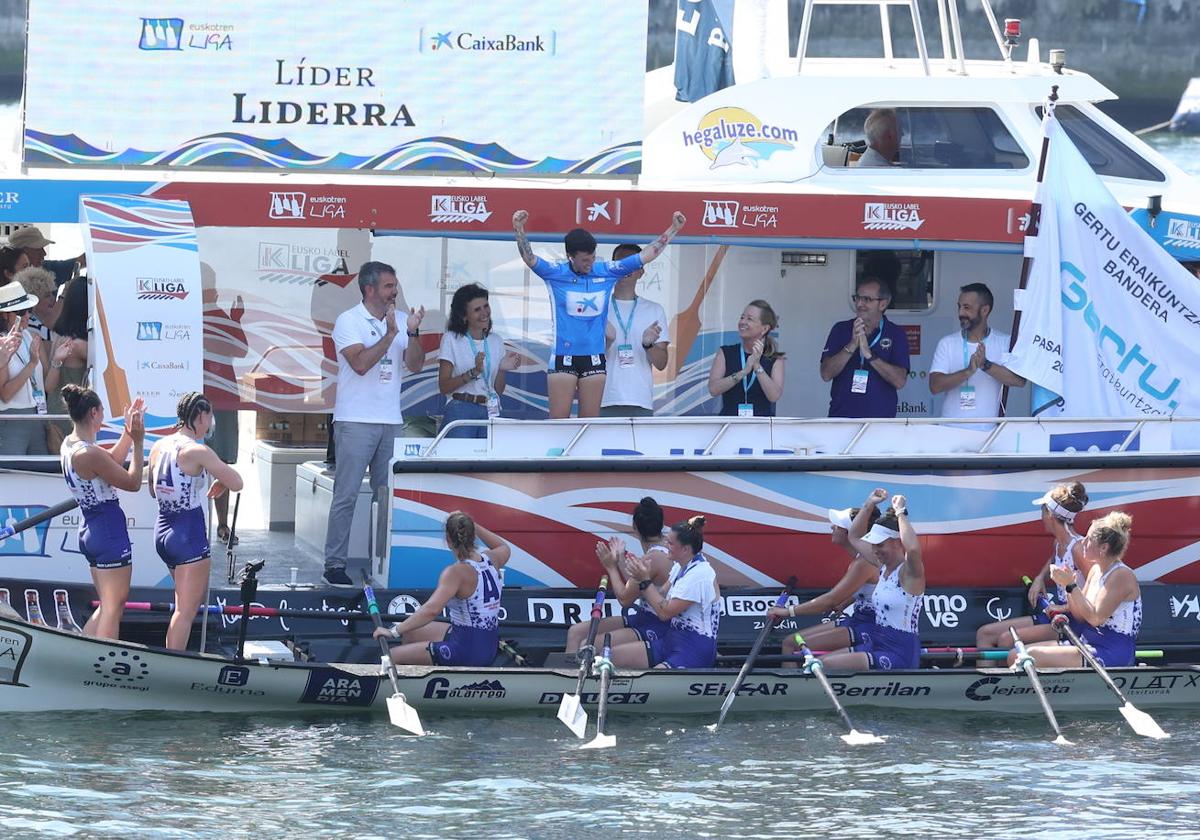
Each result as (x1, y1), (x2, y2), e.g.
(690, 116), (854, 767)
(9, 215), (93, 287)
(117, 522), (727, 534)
(819, 277), (909, 417)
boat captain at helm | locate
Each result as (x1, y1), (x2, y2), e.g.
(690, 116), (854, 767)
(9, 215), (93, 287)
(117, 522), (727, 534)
(855, 108), (899, 167)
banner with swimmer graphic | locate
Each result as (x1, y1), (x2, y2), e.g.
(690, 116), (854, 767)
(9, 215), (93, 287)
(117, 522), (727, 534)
(1006, 109), (1200, 418)
(25, 1), (646, 175)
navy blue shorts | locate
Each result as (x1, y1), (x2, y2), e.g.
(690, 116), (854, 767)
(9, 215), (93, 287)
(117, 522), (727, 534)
(852, 623), (920, 670)
(79, 500), (132, 570)
(429, 624), (498, 666)
(647, 627), (717, 669)
(1076, 625), (1135, 668)
(835, 608), (876, 635)
(154, 507), (211, 569)
(625, 607), (669, 642)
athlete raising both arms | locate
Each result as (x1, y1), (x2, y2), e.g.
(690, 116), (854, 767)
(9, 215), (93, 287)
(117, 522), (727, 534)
(512, 208), (685, 419)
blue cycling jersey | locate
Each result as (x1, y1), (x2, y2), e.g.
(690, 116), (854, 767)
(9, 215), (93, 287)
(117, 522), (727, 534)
(532, 253), (644, 355)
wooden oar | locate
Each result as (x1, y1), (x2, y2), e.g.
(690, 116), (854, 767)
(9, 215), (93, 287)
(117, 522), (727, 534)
(581, 632), (616, 750)
(795, 635), (886, 746)
(0, 499), (79, 541)
(557, 576), (608, 739)
(1051, 615), (1168, 740)
(1009, 627), (1071, 745)
(668, 244), (729, 379)
(361, 571), (424, 736)
(94, 282), (131, 418)
(710, 591), (788, 731)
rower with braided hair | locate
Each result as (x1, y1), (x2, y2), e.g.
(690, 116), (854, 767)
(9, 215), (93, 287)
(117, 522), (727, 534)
(148, 391), (244, 651)
(611, 514), (722, 669)
(374, 510), (511, 666)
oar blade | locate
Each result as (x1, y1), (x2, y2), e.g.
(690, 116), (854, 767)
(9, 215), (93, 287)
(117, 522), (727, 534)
(1052, 734), (1074, 746)
(580, 733), (617, 751)
(1118, 702), (1169, 740)
(841, 729), (887, 746)
(386, 694), (425, 736)
(557, 694), (588, 739)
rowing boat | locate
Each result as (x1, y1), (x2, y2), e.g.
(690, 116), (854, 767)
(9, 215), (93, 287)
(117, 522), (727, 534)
(4, 613), (1199, 718)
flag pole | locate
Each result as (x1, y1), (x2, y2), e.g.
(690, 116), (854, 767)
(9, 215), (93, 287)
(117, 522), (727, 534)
(1000, 84), (1058, 416)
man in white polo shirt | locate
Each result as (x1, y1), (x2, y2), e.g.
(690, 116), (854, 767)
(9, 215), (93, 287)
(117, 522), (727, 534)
(929, 283), (1025, 429)
(323, 261), (425, 586)
(600, 244), (669, 417)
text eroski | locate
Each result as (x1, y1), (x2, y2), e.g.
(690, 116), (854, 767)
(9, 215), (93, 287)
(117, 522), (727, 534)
(232, 58), (415, 127)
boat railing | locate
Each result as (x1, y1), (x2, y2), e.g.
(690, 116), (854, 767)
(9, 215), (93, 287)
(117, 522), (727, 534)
(408, 415), (1200, 461)
(796, 0), (1017, 77)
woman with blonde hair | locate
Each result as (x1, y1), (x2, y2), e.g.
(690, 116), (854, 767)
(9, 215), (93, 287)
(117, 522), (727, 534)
(1014, 511), (1141, 668)
(707, 299), (786, 417)
(374, 511), (511, 666)
(975, 482), (1090, 650)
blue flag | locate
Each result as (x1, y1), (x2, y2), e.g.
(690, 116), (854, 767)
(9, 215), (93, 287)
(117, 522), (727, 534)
(674, 0), (735, 103)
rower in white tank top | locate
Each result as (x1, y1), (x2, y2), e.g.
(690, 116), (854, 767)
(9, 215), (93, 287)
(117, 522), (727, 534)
(445, 552), (503, 631)
(153, 432), (208, 515)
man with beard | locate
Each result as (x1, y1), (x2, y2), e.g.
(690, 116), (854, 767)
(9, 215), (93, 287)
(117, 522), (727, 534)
(323, 261), (425, 586)
(929, 283), (1024, 427)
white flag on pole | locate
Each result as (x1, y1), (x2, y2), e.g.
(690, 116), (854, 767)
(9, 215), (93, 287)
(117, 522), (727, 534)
(1005, 110), (1200, 417)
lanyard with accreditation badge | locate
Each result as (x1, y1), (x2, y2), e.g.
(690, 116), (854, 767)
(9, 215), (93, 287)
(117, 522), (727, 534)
(613, 297), (639, 369)
(466, 332), (501, 418)
(959, 328), (990, 411)
(851, 319), (884, 395)
(367, 313), (395, 384)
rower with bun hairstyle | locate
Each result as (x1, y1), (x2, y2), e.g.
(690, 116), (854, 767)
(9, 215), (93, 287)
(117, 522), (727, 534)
(148, 391), (244, 651)
(59, 384), (146, 640)
(611, 514), (721, 669)
(374, 511), (511, 666)
(565, 495), (675, 654)
(1014, 510), (1142, 668)
(975, 482), (1091, 651)
(818, 488), (926, 671)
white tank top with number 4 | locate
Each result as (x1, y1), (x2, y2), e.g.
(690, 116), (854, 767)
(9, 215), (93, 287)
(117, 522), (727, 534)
(447, 553), (503, 631)
(61, 439), (118, 510)
(153, 433), (208, 514)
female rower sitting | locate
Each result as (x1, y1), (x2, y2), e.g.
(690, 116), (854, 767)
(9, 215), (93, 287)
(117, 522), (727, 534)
(60, 385), (145, 640)
(975, 482), (1091, 650)
(374, 511), (511, 666)
(768, 505), (881, 665)
(1012, 511), (1141, 668)
(819, 489), (925, 672)
(610, 515), (721, 669)
(148, 392), (244, 651)
(565, 495), (675, 654)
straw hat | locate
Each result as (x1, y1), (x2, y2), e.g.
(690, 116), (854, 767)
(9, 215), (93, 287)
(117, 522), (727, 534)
(7, 226), (54, 250)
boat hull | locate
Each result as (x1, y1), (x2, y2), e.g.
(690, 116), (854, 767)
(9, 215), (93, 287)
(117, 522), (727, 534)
(4, 616), (1199, 717)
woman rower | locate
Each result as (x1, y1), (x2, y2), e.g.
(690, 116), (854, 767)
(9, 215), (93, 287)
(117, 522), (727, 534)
(148, 392), (244, 651)
(767, 505), (881, 665)
(975, 482), (1090, 650)
(374, 511), (511, 666)
(59, 385), (145, 640)
(565, 496), (675, 654)
(610, 515), (721, 669)
(1013, 511), (1141, 668)
(819, 489), (925, 671)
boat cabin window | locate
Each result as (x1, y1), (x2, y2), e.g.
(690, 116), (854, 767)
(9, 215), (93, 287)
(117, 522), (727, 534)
(1036, 105), (1165, 182)
(856, 249), (935, 312)
(824, 107), (1029, 170)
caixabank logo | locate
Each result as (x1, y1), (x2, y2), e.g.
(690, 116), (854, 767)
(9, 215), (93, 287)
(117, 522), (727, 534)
(422, 28), (556, 54)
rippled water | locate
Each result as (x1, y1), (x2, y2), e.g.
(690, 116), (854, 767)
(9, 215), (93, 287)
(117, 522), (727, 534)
(3, 708), (1199, 838)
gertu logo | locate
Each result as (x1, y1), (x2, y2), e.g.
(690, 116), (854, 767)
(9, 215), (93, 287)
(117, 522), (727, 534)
(1061, 260), (1181, 410)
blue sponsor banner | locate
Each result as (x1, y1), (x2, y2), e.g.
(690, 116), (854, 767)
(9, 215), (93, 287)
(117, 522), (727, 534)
(0, 180), (156, 224)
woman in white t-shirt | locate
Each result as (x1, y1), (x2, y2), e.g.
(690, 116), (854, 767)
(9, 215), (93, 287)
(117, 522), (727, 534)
(0, 282), (52, 455)
(438, 283), (521, 439)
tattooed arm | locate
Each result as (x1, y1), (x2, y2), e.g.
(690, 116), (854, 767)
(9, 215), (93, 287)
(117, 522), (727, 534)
(512, 209), (537, 269)
(639, 211), (686, 265)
